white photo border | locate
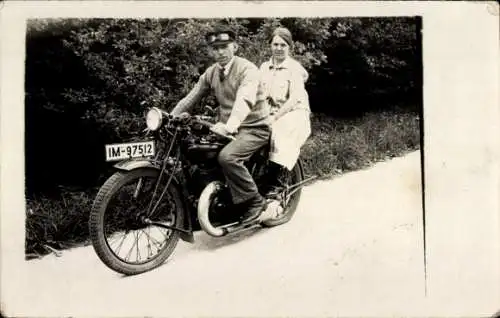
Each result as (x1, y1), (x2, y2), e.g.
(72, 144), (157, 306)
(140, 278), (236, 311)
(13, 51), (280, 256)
(1, 1), (499, 317)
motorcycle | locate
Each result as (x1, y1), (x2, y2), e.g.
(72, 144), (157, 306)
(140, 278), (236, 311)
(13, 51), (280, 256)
(89, 105), (315, 275)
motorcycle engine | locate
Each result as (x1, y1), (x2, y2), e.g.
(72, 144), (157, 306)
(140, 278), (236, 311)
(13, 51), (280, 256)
(189, 165), (223, 194)
(181, 136), (222, 188)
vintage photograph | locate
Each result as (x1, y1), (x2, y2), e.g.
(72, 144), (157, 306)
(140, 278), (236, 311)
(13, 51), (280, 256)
(1, 2), (498, 316)
(21, 15), (426, 313)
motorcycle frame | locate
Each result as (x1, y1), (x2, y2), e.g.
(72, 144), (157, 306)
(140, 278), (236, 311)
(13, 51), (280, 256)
(109, 119), (312, 244)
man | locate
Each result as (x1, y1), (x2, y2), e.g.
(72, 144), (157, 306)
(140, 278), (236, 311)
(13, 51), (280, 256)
(170, 24), (271, 224)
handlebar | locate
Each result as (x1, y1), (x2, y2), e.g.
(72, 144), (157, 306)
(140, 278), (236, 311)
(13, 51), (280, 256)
(162, 110), (235, 141)
(192, 116), (236, 141)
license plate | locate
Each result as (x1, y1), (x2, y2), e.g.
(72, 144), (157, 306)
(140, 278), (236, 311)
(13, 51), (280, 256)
(105, 141), (155, 162)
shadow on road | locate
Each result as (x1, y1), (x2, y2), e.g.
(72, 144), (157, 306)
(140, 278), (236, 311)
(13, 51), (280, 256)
(191, 226), (269, 251)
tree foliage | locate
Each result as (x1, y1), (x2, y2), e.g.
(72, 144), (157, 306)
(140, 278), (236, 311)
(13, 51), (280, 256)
(25, 17), (421, 195)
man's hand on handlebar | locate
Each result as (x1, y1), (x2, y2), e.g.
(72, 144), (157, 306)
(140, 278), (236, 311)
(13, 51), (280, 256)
(176, 112), (191, 120)
(210, 122), (236, 140)
(171, 111), (235, 141)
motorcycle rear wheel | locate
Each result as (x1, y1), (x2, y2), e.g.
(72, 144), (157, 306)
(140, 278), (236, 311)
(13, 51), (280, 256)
(89, 168), (184, 275)
(260, 159), (304, 227)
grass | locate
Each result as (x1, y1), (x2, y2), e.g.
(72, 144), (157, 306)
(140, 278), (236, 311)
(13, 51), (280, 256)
(25, 187), (98, 259)
(302, 110), (421, 179)
(25, 109), (421, 259)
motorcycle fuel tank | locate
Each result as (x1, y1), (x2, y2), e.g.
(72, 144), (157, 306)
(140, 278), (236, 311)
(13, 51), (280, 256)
(185, 142), (225, 163)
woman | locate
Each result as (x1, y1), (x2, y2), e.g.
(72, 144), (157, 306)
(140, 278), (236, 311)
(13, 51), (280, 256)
(259, 27), (312, 193)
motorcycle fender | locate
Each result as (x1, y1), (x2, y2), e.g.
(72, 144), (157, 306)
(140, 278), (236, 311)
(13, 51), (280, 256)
(113, 159), (195, 243)
(113, 159), (159, 171)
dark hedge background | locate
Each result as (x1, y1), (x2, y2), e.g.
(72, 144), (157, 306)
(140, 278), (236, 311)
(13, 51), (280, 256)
(25, 17), (422, 197)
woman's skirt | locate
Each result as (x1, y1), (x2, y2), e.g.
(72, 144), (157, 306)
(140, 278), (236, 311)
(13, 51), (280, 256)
(269, 108), (311, 170)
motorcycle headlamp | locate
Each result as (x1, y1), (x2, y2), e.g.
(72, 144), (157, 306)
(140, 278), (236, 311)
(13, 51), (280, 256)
(146, 107), (163, 131)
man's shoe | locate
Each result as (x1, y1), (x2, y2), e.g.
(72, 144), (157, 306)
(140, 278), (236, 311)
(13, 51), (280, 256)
(239, 195), (265, 224)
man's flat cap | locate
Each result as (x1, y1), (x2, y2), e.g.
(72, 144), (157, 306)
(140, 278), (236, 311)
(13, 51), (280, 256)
(206, 24), (236, 45)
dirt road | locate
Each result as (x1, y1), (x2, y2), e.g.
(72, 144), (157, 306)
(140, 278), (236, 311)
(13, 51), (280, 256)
(3, 151), (498, 317)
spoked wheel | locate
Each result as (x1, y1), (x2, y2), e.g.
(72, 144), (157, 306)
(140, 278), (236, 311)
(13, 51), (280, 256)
(89, 168), (184, 275)
(260, 159), (305, 227)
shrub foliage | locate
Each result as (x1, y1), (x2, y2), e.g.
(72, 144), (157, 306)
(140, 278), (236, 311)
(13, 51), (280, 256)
(25, 17), (421, 195)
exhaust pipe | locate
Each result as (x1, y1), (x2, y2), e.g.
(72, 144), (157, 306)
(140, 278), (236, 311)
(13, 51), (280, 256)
(197, 181), (284, 237)
(197, 181), (227, 237)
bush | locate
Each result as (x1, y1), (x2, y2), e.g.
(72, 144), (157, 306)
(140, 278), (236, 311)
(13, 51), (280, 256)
(25, 17), (422, 194)
(26, 17), (342, 195)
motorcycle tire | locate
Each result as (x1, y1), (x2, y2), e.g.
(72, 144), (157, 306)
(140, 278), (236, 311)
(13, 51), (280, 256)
(89, 168), (184, 276)
(260, 159), (304, 228)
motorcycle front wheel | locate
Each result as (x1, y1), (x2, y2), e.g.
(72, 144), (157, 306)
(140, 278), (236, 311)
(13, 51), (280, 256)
(89, 167), (184, 276)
